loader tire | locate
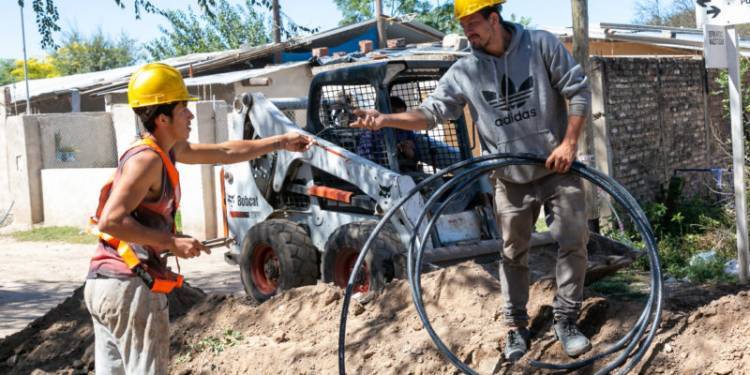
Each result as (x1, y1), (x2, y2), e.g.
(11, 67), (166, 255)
(322, 221), (406, 293)
(239, 219), (319, 302)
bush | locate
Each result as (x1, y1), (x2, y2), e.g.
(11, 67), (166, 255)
(608, 176), (734, 283)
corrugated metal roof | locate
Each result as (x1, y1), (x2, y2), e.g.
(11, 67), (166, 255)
(0, 17), (443, 104)
(183, 61), (309, 86)
(548, 23), (750, 57)
(1, 52), (224, 103)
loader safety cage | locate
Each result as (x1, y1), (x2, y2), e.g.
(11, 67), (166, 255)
(307, 60), (474, 177)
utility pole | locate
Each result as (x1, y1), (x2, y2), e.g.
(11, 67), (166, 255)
(19, 3), (31, 115)
(571, 0), (591, 150)
(571, 0), (598, 229)
(375, 0), (387, 49)
(272, 0), (282, 64)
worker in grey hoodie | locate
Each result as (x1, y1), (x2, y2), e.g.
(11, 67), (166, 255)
(351, 0), (592, 362)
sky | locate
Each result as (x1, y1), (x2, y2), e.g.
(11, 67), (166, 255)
(0, 0), (643, 60)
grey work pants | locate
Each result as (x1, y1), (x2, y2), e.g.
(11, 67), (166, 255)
(84, 277), (169, 375)
(493, 172), (589, 327)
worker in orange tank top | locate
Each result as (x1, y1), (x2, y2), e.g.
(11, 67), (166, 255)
(84, 62), (312, 375)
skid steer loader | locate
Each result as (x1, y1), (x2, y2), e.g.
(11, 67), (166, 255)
(220, 58), (635, 302)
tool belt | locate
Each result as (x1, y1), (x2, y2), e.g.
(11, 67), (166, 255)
(93, 227), (184, 294)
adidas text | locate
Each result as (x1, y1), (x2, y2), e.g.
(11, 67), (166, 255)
(494, 108), (538, 127)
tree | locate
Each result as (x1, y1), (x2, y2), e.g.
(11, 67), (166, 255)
(9, 57), (59, 81)
(333, 1), (531, 34)
(0, 59), (15, 86)
(25, 0), (314, 50)
(51, 28), (141, 75)
(145, 0), (272, 60)
(634, 0), (696, 27)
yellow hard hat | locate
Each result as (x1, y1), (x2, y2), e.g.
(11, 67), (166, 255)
(454, 0), (506, 20)
(127, 63), (199, 108)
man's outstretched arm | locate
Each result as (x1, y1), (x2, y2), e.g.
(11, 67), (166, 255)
(173, 132), (312, 165)
(350, 109), (430, 132)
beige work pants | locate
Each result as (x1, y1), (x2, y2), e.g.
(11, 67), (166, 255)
(493, 172), (589, 327)
(84, 277), (169, 375)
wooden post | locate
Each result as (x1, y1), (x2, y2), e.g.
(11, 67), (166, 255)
(375, 0), (387, 49)
(571, 0), (591, 153)
(272, 0), (282, 63)
(571, 0), (598, 229)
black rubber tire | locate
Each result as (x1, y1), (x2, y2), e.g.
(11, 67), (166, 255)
(322, 221), (405, 293)
(239, 219), (319, 302)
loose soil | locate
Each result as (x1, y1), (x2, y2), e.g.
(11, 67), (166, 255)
(1, 237), (749, 374)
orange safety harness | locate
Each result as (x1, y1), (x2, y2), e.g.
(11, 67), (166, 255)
(89, 138), (184, 294)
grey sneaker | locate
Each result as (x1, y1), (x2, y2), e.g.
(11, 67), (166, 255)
(504, 328), (529, 362)
(553, 319), (592, 357)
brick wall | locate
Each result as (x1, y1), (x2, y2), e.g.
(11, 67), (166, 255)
(591, 56), (726, 202)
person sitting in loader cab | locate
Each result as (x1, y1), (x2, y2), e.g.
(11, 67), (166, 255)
(355, 96), (420, 171)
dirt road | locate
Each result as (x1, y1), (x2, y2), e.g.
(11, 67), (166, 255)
(0, 237), (243, 339)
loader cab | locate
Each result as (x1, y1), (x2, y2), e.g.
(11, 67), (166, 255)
(306, 60), (485, 217)
(307, 61), (474, 174)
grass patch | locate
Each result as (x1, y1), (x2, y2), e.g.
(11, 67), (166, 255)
(534, 216), (549, 233)
(188, 329), (243, 355)
(4, 226), (96, 244)
(589, 272), (648, 300)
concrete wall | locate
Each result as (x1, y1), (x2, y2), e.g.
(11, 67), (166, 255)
(4, 112), (116, 226)
(177, 101), (227, 240)
(590, 56), (720, 202)
(109, 104), (143, 157)
(5, 116), (43, 225)
(42, 168), (114, 227)
(231, 66), (313, 128)
(4, 92), (106, 117)
(0, 116), (10, 211)
(35, 113), (117, 169)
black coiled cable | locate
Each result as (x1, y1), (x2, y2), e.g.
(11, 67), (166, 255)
(338, 154), (662, 375)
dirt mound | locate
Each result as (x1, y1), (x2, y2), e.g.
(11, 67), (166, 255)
(3, 259), (749, 374)
(637, 285), (750, 374)
(169, 262), (750, 375)
(0, 283), (206, 375)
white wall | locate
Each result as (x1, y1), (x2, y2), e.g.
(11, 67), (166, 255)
(0, 116), (10, 210)
(6, 116), (43, 225)
(177, 101), (227, 240)
(110, 104), (143, 158)
(42, 168), (114, 227)
(35, 113), (117, 169)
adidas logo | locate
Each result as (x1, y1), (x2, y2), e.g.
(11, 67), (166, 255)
(482, 75), (534, 111)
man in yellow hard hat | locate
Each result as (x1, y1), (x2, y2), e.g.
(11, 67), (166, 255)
(353, 0), (592, 361)
(83, 62), (311, 374)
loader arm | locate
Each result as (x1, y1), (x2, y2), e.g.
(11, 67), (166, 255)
(240, 92), (425, 231)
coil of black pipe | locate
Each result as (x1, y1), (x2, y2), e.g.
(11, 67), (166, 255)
(338, 153), (663, 375)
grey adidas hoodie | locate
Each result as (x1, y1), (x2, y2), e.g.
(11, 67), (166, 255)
(419, 22), (590, 183)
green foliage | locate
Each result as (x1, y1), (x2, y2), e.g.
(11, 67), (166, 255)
(4, 226), (95, 244)
(589, 272), (648, 300)
(26, 1), (316, 51)
(683, 255), (736, 283)
(605, 176), (734, 283)
(634, 0), (695, 27)
(10, 57), (59, 80)
(51, 28), (141, 75)
(188, 329), (244, 354)
(334, 0), (432, 26)
(145, 0), (272, 60)
(333, 1), (531, 35)
(714, 57), (750, 124)
(0, 59), (15, 85)
(415, 2), (460, 34)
